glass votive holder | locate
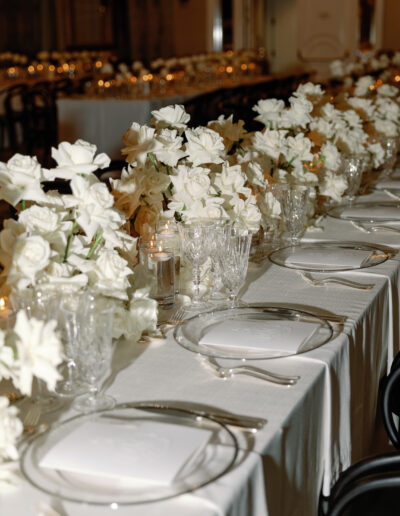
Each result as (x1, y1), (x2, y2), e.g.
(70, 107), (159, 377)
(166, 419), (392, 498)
(143, 248), (175, 308)
(155, 220), (181, 294)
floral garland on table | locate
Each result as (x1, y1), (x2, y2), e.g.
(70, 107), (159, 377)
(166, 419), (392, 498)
(111, 104), (262, 234)
(0, 140), (159, 487)
(111, 77), (400, 243)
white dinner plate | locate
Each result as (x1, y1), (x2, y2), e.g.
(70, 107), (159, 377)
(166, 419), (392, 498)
(21, 403), (238, 505)
(268, 242), (390, 272)
(173, 305), (334, 360)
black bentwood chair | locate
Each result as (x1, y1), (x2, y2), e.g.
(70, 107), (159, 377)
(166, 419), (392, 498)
(318, 357), (400, 515)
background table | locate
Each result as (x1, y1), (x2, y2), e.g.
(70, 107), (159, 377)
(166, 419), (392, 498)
(56, 94), (191, 160)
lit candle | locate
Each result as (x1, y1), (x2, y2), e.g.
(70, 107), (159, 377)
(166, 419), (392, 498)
(0, 297), (11, 318)
(146, 249), (175, 308)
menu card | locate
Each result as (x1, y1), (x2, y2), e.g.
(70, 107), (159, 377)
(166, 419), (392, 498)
(199, 319), (320, 354)
(40, 419), (212, 485)
(284, 248), (372, 269)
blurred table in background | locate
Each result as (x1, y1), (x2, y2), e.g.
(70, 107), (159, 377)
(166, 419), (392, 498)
(57, 94), (191, 160)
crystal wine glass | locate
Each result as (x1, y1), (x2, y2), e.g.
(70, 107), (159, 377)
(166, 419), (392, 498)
(271, 183), (309, 246)
(177, 219), (215, 311)
(72, 294), (116, 413)
(218, 225), (252, 308)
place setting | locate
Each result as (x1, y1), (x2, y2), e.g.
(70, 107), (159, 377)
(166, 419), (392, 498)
(20, 403), (240, 507)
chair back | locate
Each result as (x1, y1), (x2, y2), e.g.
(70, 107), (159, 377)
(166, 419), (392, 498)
(381, 360), (400, 450)
(3, 83), (29, 153)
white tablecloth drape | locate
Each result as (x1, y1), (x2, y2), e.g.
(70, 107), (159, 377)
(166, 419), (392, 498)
(2, 189), (400, 516)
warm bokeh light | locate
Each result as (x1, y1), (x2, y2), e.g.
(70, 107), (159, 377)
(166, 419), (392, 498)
(49, 64), (55, 72)
(37, 64), (44, 71)
(226, 66), (233, 74)
(166, 73), (173, 81)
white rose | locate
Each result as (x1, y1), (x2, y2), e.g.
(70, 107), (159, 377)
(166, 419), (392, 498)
(318, 171), (347, 202)
(0, 154), (46, 206)
(50, 139), (110, 180)
(18, 205), (60, 234)
(0, 397), (23, 461)
(10, 234), (51, 285)
(121, 122), (163, 165)
(151, 104), (190, 133)
(252, 99), (285, 128)
(89, 249), (131, 300)
(185, 127), (225, 166)
(13, 310), (63, 395)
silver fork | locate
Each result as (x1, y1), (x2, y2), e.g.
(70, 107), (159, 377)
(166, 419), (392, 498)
(200, 356), (299, 386)
(22, 403), (42, 433)
(299, 271), (375, 290)
(351, 221), (400, 234)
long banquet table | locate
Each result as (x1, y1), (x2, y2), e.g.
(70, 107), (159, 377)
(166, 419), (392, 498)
(2, 187), (400, 516)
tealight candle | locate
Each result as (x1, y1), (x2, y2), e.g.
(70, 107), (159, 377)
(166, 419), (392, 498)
(146, 249), (175, 308)
(0, 296), (14, 329)
(155, 220), (181, 294)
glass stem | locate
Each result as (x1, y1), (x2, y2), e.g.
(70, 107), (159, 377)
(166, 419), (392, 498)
(192, 265), (201, 303)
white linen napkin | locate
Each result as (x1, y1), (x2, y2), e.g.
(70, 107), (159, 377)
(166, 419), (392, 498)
(39, 420), (212, 486)
(284, 248), (373, 269)
(341, 205), (400, 220)
(199, 319), (320, 355)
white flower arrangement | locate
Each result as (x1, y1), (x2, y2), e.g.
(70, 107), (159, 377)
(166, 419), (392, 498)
(0, 139), (162, 486)
(112, 104), (261, 233)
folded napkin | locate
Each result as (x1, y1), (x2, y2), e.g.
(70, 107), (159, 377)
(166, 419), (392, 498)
(199, 319), (320, 355)
(40, 420), (212, 486)
(284, 248), (373, 269)
(341, 205), (400, 220)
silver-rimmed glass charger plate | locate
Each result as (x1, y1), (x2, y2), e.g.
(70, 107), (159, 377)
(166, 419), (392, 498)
(173, 305), (333, 360)
(268, 242), (389, 272)
(328, 201), (400, 222)
(20, 403), (238, 506)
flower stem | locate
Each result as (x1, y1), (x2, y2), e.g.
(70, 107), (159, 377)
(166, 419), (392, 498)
(21, 200), (26, 211)
(147, 152), (159, 172)
(87, 232), (104, 260)
(63, 221), (78, 263)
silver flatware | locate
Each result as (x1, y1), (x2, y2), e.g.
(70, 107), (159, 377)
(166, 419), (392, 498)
(383, 189), (400, 201)
(200, 356), (299, 386)
(351, 221), (400, 234)
(299, 271), (375, 290)
(102, 402), (267, 431)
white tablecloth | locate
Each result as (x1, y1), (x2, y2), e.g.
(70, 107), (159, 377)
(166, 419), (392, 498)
(57, 94), (191, 160)
(2, 188), (400, 516)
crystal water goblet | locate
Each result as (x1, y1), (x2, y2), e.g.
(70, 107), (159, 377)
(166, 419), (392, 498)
(208, 220), (231, 302)
(271, 183), (310, 246)
(10, 287), (63, 413)
(341, 155), (364, 203)
(382, 137), (398, 177)
(72, 294), (115, 414)
(177, 219), (215, 311)
(218, 225), (252, 308)
(55, 292), (88, 398)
